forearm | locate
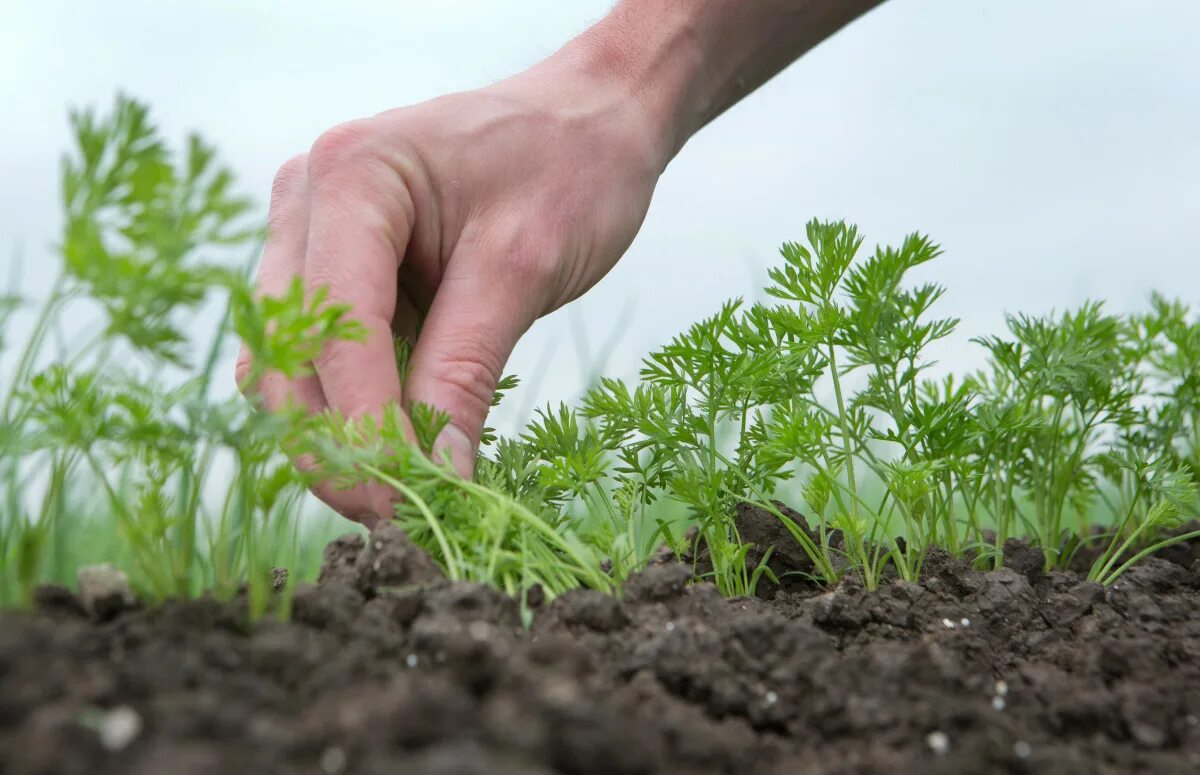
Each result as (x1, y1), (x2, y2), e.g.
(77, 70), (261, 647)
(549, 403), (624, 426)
(556, 0), (885, 167)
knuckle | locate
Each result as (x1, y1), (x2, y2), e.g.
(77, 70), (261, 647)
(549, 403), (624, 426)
(310, 334), (354, 373)
(426, 349), (502, 425)
(308, 121), (375, 181)
(304, 261), (356, 305)
(500, 240), (559, 288)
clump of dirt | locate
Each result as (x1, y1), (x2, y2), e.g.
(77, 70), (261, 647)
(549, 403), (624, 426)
(3, 507), (1200, 774)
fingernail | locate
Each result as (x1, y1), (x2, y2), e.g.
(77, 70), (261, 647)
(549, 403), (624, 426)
(432, 424), (476, 479)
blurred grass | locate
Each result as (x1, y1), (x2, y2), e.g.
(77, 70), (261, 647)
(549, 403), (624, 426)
(3, 469), (363, 598)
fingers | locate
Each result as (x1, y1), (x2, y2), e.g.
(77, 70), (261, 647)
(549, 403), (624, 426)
(303, 123), (410, 421)
(239, 150), (389, 525)
(238, 154), (329, 415)
(404, 246), (547, 478)
(298, 125), (417, 522)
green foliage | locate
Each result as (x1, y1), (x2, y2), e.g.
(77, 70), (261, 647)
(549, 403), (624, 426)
(232, 279), (366, 389)
(61, 98), (257, 363)
(493, 221), (1200, 591)
(4, 95), (1199, 615)
(292, 404), (611, 598)
(0, 95), (359, 612)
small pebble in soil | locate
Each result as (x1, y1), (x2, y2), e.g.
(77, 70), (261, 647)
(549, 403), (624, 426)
(97, 705), (142, 752)
(1013, 741), (1032, 759)
(665, 621), (675, 632)
(321, 746), (347, 774)
(77, 564), (137, 621)
(405, 653), (418, 668)
(960, 617), (970, 627)
(765, 691), (778, 705)
(941, 618), (956, 629)
(991, 679), (1009, 711)
(926, 731), (950, 755)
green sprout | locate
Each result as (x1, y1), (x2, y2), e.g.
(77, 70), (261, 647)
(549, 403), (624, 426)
(3, 95), (1199, 617)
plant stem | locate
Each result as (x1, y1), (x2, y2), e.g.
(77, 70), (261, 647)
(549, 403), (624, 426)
(826, 343), (859, 520)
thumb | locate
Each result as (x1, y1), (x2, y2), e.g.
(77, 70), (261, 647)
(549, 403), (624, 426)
(403, 265), (538, 478)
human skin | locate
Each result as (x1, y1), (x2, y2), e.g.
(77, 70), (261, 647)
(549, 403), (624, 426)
(236, 0), (885, 524)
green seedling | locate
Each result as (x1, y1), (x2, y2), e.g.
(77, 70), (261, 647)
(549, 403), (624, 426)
(3, 95), (1199, 614)
(0, 95), (360, 613)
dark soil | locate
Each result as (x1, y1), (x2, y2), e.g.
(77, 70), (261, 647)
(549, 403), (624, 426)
(4, 509), (1200, 775)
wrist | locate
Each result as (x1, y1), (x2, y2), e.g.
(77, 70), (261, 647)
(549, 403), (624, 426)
(545, 3), (707, 172)
(541, 0), (886, 173)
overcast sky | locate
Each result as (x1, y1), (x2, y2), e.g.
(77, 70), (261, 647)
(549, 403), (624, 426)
(2, 0), (1197, 434)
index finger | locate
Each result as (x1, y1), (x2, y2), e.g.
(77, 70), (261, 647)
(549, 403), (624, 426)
(303, 123), (412, 420)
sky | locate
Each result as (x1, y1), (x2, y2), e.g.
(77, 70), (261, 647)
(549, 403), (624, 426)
(2, 0), (1198, 435)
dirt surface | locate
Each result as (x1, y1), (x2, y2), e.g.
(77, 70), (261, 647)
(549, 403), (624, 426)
(4, 509), (1200, 775)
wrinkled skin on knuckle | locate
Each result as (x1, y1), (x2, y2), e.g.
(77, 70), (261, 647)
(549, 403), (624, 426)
(424, 345), (505, 437)
(307, 120), (379, 183)
(302, 258), (353, 304)
(455, 216), (562, 309)
(309, 336), (382, 414)
(309, 333), (349, 372)
(500, 239), (561, 291)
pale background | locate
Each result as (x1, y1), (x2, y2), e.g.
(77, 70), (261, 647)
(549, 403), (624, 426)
(2, 0), (1197, 436)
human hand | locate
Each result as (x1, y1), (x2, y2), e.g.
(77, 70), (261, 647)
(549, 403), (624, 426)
(236, 50), (669, 523)
(237, 0), (884, 524)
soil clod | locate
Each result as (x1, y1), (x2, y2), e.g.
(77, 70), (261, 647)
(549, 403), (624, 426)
(75, 563), (137, 621)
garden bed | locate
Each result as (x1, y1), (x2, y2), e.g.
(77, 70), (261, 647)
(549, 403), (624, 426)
(4, 507), (1200, 775)
(6, 98), (1200, 773)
